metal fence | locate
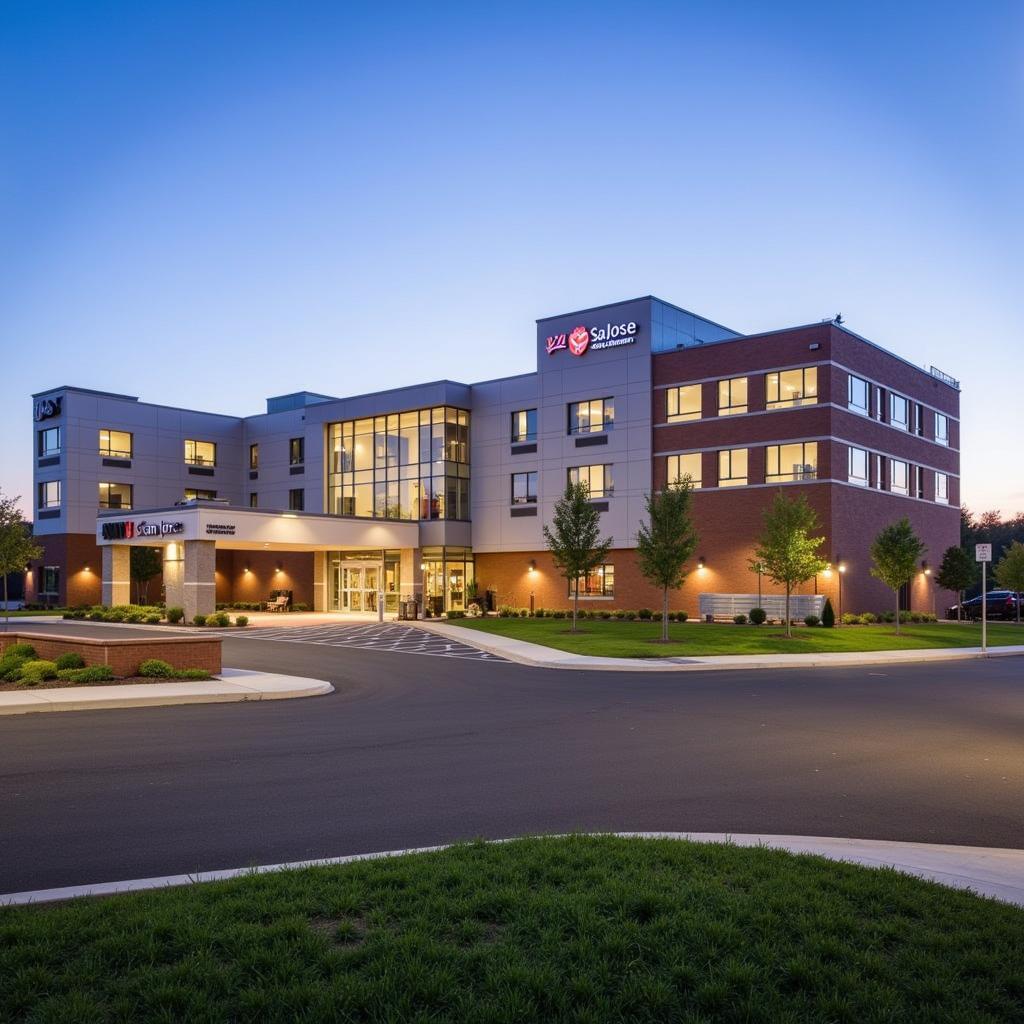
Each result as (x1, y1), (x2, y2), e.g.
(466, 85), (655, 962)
(698, 593), (826, 621)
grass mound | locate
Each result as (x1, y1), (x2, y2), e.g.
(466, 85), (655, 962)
(2, 836), (1022, 1021)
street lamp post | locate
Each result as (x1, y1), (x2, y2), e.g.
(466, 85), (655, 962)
(838, 561), (846, 623)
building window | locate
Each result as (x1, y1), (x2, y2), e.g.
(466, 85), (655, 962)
(666, 452), (702, 488)
(511, 409), (537, 443)
(889, 394), (909, 431)
(913, 403), (925, 437)
(184, 439), (216, 467)
(569, 464), (613, 498)
(848, 375), (869, 416)
(38, 480), (61, 509)
(766, 367), (818, 409)
(935, 413), (949, 446)
(568, 398), (614, 435)
(98, 482), (133, 509)
(511, 471), (538, 505)
(289, 488), (305, 511)
(184, 488), (216, 501)
(573, 563), (615, 598)
(40, 566), (60, 597)
(718, 448), (748, 487)
(848, 446), (868, 487)
(249, 443), (259, 469)
(872, 453), (884, 489)
(249, 493), (258, 508)
(666, 384), (701, 422)
(99, 429), (133, 459)
(765, 442), (818, 482)
(718, 377), (748, 416)
(935, 472), (949, 504)
(889, 459), (909, 495)
(327, 407), (470, 521)
(38, 427), (61, 456)
(289, 437), (305, 466)
(912, 466), (924, 499)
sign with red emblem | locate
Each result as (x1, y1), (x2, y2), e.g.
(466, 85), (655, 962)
(545, 319), (640, 358)
(567, 325), (590, 356)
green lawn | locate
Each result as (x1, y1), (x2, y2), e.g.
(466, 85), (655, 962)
(449, 618), (1024, 658)
(2, 837), (1022, 1022)
(0, 609), (66, 618)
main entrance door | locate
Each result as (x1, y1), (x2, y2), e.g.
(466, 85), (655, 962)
(332, 561), (382, 613)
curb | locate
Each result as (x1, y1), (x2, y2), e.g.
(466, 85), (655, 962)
(414, 621), (1024, 672)
(0, 668), (333, 715)
(2, 832), (1021, 908)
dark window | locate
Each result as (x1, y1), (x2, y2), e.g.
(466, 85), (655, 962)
(249, 493), (258, 508)
(288, 488), (304, 511)
(511, 471), (538, 504)
(511, 409), (537, 443)
(40, 566), (60, 596)
(249, 443), (259, 469)
(38, 480), (61, 509)
(289, 437), (304, 466)
(38, 427), (61, 456)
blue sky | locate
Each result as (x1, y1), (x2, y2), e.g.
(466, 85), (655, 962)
(2, 1), (1021, 516)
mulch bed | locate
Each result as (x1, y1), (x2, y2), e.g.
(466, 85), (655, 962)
(0, 676), (215, 692)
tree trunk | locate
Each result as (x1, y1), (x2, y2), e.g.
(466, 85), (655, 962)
(895, 589), (901, 635)
(785, 585), (792, 638)
(571, 581), (579, 633)
(3, 574), (8, 632)
(957, 591), (962, 623)
(662, 587), (669, 642)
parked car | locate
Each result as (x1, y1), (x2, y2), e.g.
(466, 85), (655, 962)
(946, 591), (1022, 621)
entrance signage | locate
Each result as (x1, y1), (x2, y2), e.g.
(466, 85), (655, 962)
(975, 543), (992, 562)
(545, 319), (640, 357)
(101, 519), (184, 541)
(33, 397), (62, 421)
(205, 523), (237, 536)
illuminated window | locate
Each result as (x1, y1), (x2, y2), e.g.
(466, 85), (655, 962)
(184, 489), (216, 501)
(99, 429), (133, 459)
(249, 444), (259, 469)
(573, 563), (615, 598)
(511, 409), (537, 443)
(935, 472), (949, 504)
(665, 453), (702, 488)
(38, 427), (61, 456)
(666, 385), (701, 422)
(38, 480), (61, 508)
(289, 437), (305, 466)
(511, 471), (538, 504)
(98, 482), (132, 509)
(767, 367), (817, 408)
(848, 446), (868, 486)
(935, 413), (949, 446)
(184, 439), (216, 466)
(889, 459), (909, 495)
(765, 442), (818, 482)
(718, 448), (748, 486)
(568, 464), (613, 498)
(568, 398), (614, 434)
(718, 377), (748, 416)
(847, 375), (869, 416)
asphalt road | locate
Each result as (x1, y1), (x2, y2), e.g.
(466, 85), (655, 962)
(1, 622), (1022, 894)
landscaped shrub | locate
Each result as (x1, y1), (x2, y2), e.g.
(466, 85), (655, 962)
(498, 606), (515, 618)
(624, 611), (637, 621)
(166, 607), (184, 623)
(88, 610), (105, 621)
(5, 643), (37, 660)
(19, 660), (58, 684)
(192, 614), (207, 626)
(125, 612), (145, 623)
(174, 668), (213, 681)
(652, 611), (663, 622)
(880, 610), (896, 623)
(841, 612), (860, 625)
(235, 615), (249, 627)
(292, 603), (310, 612)
(446, 610), (465, 619)
(213, 611), (231, 627)
(139, 659), (175, 678)
(552, 610), (566, 618)
(804, 614), (820, 627)
(923, 612), (938, 623)
(821, 598), (835, 629)
(733, 613), (747, 625)
(859, 612), (878, 624)
(749, 608), (767, 625)
(677, 610), (688, 623)
(57, 665), (115, 683)
(62, 612), (74, 620)
(638, 608), (653, 620)
(0, 653), (32, 681)
(105, 610), (126, 622)
(54, 652), (86, 670)
(145, 614), (161, 624)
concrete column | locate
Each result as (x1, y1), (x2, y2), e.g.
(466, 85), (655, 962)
(183, 540), (216, 623)
(101, 545), (130, 607)
(401, 547), (423, 615)
(163, 542), (184, 612)
(313, 551), (327, 612)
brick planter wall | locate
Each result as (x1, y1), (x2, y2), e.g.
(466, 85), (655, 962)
(0, 633), (222, 677)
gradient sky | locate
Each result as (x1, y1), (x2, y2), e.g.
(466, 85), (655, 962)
(2, 1), (1021, 517)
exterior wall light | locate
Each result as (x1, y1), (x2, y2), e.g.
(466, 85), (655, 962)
(822, 563), (833, 578)
(697, 556), (706, 571)
(922, 560), (931, 576)
(838, 563), (847, 574)
(528, 559), (537, 573)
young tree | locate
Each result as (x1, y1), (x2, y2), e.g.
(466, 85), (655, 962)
(994, 541), (1024, 624)
(935, 545), (976, 623)
(542, 481), (612, 633)
(753, 491), (828, 638)
(635, 477), (699, 642)
(0, 492), (43, 630)
(130, 546), (163, 604)
(870, 518), (926, 635)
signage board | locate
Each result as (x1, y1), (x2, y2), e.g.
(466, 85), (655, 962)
(101, 519), (184, 541)
(33, 397), (62, 421)
(545, 319), (641, 357)
(975, 543), (992, 563)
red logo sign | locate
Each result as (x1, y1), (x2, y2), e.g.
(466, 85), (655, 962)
(567, 325), (590, 356)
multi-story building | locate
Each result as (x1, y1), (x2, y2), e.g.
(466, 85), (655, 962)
(27, 295), (961, 620)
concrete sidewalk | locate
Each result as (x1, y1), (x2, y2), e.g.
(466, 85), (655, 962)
(0, 667), (332, 715)
(416, 620), (1024, 672)
(2, 832), (1021, 908)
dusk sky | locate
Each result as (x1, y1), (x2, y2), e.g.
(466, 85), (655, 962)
(2, 1), (1021, 517)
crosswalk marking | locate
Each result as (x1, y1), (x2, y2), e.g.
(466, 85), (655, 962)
(231, 622), (506, 661)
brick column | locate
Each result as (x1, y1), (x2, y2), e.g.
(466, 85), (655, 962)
(313, 551), (327, 611)
(163, 543), (184, 612)
(183, 540), (216, 623)
(101, 545), (130, 607)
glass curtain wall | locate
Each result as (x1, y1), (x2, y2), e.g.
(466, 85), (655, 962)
(327, 408), (470, 521)
(328, 549), (402, 613)
(421, 546), (474, 617)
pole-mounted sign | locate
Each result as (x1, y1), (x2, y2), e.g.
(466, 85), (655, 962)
(976, 544), (992, 653)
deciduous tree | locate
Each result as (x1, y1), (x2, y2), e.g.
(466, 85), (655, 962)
(936, 546), (976, 623)
(0, 491), (42, 630)
(994, 541), (1024, 624)
(870, 518), (926, 635)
